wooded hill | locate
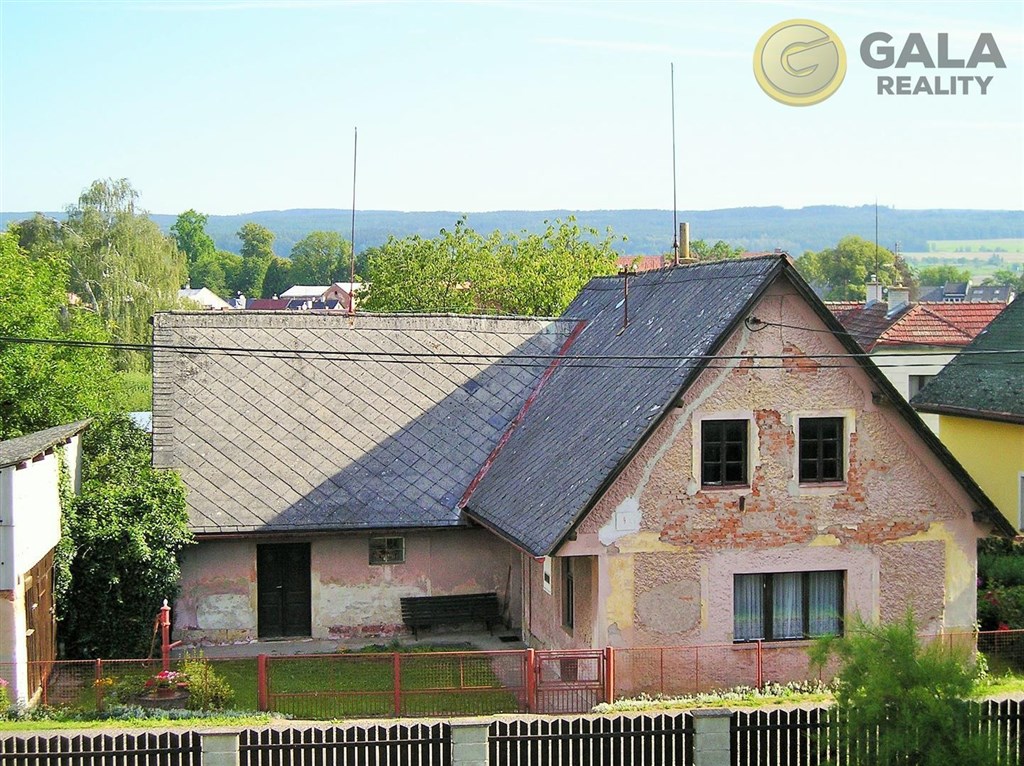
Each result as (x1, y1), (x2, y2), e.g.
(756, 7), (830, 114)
(3, 206), (1021, 258)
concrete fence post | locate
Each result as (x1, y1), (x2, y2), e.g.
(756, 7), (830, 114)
(450, 721), (489, 766)
(200, 731), (240, 766)
(692, 708), (732, 766)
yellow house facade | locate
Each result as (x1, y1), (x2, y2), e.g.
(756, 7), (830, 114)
(913, 297), (1024, 533)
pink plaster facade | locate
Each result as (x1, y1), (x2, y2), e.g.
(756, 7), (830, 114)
(175, 528), (520, 644)
(529, 279), (988, 654)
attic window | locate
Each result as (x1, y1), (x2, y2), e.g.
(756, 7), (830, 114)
(369, 536), (405, 565)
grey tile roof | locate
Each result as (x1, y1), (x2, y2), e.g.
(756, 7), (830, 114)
(912, 297), (1024, 423)
(152, 312), (574, 534)
(0, 421), (90, 469)
(463, 256), (785, 556)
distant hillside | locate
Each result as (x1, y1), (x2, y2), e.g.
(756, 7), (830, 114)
(3, 206), (1022, 258)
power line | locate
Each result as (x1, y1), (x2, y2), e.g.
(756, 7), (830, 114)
(2, 334), (1021, 373)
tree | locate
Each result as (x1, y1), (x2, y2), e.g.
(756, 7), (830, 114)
(56, 414), (192, 658)
(363, 217), (620, 315)
(289, 230), (353, 286)
(170, 209), (216, 268)
(796, 236), (906, 300)
(59, 178), (187, 369)
(810, 614), (996, 764)
(190, 250), (244, 298)
(0, 232), (119, 439)
(477, 219), (620, 316)
(690, 239), (743, 261)
(915, 265), (972, 286)
(236, 222), (275, 298)
(985, 268), (1024, 293)
(262, 256), (293, 299)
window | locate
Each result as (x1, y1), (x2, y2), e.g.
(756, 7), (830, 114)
(908, 374), (935, 398)
(369, 536), (405, 565)
(798, 417), (844, 483)
(561, 558), (574, 631)
(702, 419), (748, 487)
(543, 557), (552, 594)
(734, 571), (843, 642)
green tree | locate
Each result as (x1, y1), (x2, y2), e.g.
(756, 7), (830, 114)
(364, 217), (620, 315)
(690, 239), (743, 261)
(477, 219), (620, 315)
(237, 222), (275, 298)
(262, 256), (293, 299)
(985, 268), (1024, 293)
(59, 179), (187, 368)
(810, 614), (996, 765)
(56, 414), (192, 658)
(171, 209), (216, 268)
(0, 232), (119, 439)
(916, 265), (972, 286)
(190, 250), (244, 298)
(289, 230), (353, 286)
(363, 219), (489, 313)
(797, 236), (902, 300)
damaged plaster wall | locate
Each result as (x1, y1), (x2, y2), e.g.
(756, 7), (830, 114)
(176, 528), (516, 644)
(561, 278), (985, 649)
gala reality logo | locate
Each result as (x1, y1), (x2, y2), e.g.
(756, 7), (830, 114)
(754, 19), (1006, 106)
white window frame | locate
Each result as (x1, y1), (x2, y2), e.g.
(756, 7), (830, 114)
(542, 557), (552, 594)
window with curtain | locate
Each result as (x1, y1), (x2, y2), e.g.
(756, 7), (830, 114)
(733, 570), (843, 642)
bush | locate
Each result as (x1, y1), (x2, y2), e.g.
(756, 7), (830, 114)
(978, 585), (1024, 630)
(0, 676), (10, 718)
(810, 613), (997, 765)
(979, 553), (1024, 587)
(182, 654), (234, 711)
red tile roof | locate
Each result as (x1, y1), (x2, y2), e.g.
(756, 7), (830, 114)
(826, 300), (1007, 350)
(875, 302), (1008, 347)
(617, 255), (666, 272)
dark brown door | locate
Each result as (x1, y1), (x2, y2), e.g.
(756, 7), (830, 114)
(257, 543), (311, 638)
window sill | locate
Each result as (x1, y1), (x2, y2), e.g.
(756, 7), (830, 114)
(700, 484), (750, 492)
(733, 637), (838, 646)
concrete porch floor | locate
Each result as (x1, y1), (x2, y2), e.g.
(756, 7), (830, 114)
(171, 629), (526, 659)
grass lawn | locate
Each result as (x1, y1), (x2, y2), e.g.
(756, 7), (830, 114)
(46, 646), (522, 721)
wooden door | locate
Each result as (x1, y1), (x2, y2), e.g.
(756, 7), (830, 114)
(257, 543), (311, 638)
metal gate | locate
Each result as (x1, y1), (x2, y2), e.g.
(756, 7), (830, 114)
(534, 649), (606, 714)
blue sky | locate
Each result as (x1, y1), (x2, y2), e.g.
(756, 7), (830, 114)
(1, 0), (1021, 215)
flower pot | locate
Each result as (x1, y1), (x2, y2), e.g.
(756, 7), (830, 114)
(137, 689), (190, 709)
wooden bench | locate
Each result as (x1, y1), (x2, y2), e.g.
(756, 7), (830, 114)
(400, 593), (502, 638)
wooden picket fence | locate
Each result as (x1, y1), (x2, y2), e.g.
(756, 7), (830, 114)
(0, 730), (201, 766)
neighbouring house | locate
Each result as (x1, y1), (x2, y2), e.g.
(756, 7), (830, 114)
(153, 256), (1009, 673)
(827, 283), (1007, 432)
(918, 282), (1016, 304)
(178, 287), (231, 311)
(279, 283), (365, 312)
(912, 297), (1024, 533)
(0, 422), (87, 705)
(617, 256), (667, 272)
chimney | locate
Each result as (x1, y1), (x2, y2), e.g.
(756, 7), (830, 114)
(678, 222), (697, 264)
(887, 284), (910, 313)
(865, 275), (883, 304)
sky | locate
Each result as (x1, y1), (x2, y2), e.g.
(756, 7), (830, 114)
(1, 0), (1022, 216)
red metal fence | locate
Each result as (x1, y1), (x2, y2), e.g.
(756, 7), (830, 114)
(3, 629), (1022, 719)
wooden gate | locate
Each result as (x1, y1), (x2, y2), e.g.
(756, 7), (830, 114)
(534, 649), (606, 714)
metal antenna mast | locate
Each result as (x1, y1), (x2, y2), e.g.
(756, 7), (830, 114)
(349, 127), (358, 315)
(671, 63), (679, 266)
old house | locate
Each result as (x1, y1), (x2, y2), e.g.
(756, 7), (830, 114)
(154, 256), (1009, 663)
(912, 297), (1023, 532)
(0, 421), (87, 704)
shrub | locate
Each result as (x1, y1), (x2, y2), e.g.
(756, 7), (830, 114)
(979, 553), (1024, 588)
(0, 677), (10, 718)
(181, 654), (234, 711)
(810, 613), (997, 765)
